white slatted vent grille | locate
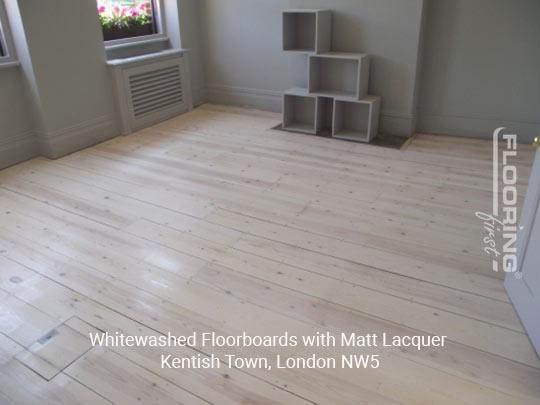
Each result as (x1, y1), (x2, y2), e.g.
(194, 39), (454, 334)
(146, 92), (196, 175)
(128, 65), (184, 118)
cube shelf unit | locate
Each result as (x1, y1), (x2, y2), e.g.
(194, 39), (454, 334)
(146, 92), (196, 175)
(281, 9), (381, 143)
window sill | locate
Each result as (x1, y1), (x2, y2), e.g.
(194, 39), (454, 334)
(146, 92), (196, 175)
(104, 35), (169, 52)
(0, 60), (20, 70)
(106, 48), (188, 67)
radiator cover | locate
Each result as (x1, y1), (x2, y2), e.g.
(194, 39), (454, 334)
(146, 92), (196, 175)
(110, 51), (193, 134)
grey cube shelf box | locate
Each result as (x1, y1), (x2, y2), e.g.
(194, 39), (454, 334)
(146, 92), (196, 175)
(283, 10), (331, 53)
(333, 96), (380, 143)
(281, 9), (381, 143)
(283, 89), (317, 134)
(309, 53), (370, 100)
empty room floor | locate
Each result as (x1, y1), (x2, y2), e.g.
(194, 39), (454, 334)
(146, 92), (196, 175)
(0, 104), (538, 404)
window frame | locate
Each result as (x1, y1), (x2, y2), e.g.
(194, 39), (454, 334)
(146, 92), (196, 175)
(0, 0), (16, 63)
(101, 0), (168, 50)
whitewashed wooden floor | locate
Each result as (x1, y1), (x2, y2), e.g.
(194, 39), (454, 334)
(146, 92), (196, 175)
(0, 104), (538, 404)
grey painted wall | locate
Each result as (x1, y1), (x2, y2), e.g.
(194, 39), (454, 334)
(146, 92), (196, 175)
(0, 67), (37, 169)
(6, 0), (119, 159)
(0, 69), (30, 139)
(178, 0), (206, 106)
(417, 0), (540, 142)
(200, 0), (297, 110)
(200, 0), (426, 136)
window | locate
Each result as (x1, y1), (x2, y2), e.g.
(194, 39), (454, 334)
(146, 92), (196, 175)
(97, 1), (162, 43)
(0, 0), (14, 61)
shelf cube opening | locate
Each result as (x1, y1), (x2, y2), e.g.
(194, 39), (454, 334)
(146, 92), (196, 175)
(283, 94), (316, 134)
(333, 100), (371, 142)
(309, 57), (360, 99)
(283, 12), (316, 52)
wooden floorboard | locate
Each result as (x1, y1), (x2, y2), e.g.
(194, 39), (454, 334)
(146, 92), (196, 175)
(0, 104), (538, 404)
